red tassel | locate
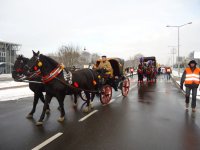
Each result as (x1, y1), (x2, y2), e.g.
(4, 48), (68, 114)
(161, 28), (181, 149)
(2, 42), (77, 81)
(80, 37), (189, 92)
(74, 82), (79, 88)
(34, 66), (38, 71)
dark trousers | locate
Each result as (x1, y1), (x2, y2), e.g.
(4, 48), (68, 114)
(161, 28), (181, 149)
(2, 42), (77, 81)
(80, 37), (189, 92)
(185, 87), (198, 108)
(138, 74), (143, 82)
(166, 73), (171, 80)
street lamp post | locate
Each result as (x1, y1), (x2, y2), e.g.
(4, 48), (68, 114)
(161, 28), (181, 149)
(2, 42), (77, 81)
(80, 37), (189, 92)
(168, 46), (177, 68)
(166, 22), (192, 77)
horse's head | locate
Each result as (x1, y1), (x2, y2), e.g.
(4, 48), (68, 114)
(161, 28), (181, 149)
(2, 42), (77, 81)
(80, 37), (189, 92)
(25, 50), (59, 76)
(24, 50), (41, 73)
(12, 55), (29, 80)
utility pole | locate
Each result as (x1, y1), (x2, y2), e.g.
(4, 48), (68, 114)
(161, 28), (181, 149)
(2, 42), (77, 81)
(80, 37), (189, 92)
(168, 46), (176, 68)
(166, 22), (192, 77)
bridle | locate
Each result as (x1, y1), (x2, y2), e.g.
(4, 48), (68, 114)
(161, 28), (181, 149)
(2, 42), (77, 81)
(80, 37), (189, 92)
(24, 55), (40, 71)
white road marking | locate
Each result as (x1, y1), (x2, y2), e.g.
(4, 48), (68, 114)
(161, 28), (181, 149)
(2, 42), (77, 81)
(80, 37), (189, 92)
(116, 94), (122, 98)
(79, 110), (98, 122)
(32, 132), (63, 150)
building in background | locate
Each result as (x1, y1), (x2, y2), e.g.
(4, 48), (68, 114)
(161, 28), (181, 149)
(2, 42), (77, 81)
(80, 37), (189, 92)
(0, 40), (21, 74)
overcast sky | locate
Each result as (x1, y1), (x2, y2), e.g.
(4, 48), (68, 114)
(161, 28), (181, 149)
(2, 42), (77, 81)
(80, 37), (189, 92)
(0, 0), (200, 64)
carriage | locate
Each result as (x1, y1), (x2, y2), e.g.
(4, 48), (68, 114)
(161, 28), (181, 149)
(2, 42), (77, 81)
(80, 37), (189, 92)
(95, 58), (130, 104)
(143, 56), (157, 82)
(13, 52), (130, 125)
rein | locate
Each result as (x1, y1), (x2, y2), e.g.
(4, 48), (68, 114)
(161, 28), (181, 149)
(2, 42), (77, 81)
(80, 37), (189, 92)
(54, 75), (99, 93)
(27, 69), (41, 79)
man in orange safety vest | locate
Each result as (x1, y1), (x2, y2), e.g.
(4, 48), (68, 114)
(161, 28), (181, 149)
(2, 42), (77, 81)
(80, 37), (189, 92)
(180, 60), (200, 112)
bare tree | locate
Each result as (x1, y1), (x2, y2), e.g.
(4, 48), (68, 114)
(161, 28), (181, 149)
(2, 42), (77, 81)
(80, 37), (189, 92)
(48, 45), (101, 68)
(57, 44), (80, 67)
(125, 53), (144, 68)
(188, 51), (194, 59)
(91, 53), (100, 64)
(47, 52), (60, 62)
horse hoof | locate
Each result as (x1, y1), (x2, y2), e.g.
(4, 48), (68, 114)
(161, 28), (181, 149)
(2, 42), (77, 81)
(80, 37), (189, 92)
(89, 103), (94, 109)
(46, 109), (50, 114)
(83, 107), (90, 113)
(36, 121), (43, 126)
(26, 114), (33, 119)
(57, 117), (65, 122)
(73, 103), (77, 108)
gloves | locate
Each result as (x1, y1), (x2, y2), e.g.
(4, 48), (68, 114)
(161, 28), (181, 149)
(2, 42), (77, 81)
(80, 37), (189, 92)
(180, 85), (183, 90)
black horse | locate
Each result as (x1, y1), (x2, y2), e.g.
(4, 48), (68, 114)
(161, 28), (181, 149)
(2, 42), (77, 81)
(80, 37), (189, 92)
(12, 55), (50, 118)
(12, 55), (81, 119)
(25, 51), (98, 125)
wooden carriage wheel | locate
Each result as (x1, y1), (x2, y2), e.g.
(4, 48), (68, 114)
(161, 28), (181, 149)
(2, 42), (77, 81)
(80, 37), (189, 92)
(122, 77), (130, 97)
(100, 85), (112, 104)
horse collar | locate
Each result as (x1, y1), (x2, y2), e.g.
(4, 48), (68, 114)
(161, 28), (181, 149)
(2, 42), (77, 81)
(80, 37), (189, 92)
(42, 64), (64, 83)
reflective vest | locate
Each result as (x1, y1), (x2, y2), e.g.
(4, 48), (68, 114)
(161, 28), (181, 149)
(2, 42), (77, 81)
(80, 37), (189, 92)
(166, 68), (171, 73)
(130, 68), (134, 72)
(185, 68), (200, 84)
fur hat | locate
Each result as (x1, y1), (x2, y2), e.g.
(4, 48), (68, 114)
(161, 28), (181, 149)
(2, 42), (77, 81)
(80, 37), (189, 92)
(188, 60), (197, 65)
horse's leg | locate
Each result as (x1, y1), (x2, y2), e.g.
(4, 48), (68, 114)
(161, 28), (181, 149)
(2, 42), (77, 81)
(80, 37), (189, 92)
(26, 93), (39, 118)
(39, 92), (50, 114)
(73, 93), (78, 108)
(83, 92), (91, 113)
(141, 75), (143, 85)
(57, 94), (66, 122)
(90, 93), (95, 109)
(148, 75), (150, 83)
(36, 94), (52, 126)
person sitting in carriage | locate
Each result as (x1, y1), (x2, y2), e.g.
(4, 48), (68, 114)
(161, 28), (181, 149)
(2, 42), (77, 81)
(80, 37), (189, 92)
(97, 55), (113, 77)
(97, 55), (119, 91)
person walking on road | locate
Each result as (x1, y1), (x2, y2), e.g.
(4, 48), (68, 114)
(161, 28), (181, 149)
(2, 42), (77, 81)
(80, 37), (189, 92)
(166, 67), (172, 80)
(180, 60), (200, 112)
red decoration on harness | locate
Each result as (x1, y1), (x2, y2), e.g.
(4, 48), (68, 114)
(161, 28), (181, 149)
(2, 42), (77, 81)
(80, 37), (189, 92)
(93, 80), (97, 85)
(34, 66), (38, 71)
(16, 68), (23, 72)
(74, 82), (79, 88)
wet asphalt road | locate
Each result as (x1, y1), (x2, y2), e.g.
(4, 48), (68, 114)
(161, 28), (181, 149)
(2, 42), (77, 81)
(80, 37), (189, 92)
(1, 75), (200, 150)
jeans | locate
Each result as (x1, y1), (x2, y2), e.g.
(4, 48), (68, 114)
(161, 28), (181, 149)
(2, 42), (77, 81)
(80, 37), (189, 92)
(185, 87), (198, 108)
(166, 73), (171, 80)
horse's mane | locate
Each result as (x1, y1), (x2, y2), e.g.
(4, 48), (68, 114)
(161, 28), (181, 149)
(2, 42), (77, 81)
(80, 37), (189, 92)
(40, 54), (59, 67)
(17, 55), (29, 64)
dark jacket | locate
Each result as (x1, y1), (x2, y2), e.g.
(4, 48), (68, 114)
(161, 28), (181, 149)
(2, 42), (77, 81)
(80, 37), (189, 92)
(180, 67), (200, 88)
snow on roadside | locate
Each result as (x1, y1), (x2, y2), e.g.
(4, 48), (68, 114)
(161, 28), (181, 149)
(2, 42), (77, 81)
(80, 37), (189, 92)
(0, 80), (28, 89)
(0, 87), (33, 101)
(0, 74), (12, 79)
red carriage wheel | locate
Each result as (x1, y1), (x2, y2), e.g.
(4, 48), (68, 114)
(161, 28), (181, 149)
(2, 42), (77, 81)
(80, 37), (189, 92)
(122, 78), (130, 97)
(100, 85), (112, 104)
